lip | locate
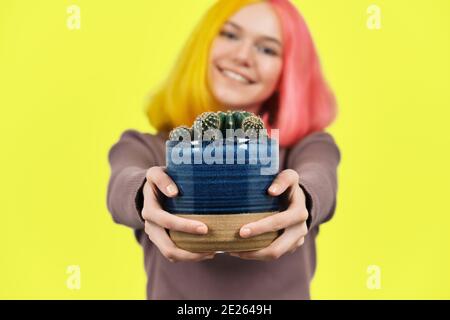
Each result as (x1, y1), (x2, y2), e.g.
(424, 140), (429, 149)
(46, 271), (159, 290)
(216, 64), (256, 85)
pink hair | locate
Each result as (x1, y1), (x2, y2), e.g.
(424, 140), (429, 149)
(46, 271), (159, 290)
(263, 0), (337, 147)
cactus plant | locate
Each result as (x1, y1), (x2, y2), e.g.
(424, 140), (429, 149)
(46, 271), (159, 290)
(169, 125), (192, 142)
(241, 116), (264, 139)
(242, 115), (264, 133)
(194, 112), (221, 132)
(170, 110), (265, 141)
(232, 110), (252, 128)
(193, 112), (222, 141)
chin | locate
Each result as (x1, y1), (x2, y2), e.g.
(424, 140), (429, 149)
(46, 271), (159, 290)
(218, 99), (253, 109)
(213, 90), (255, 108)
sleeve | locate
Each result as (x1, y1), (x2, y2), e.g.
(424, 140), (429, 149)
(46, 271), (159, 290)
(286, 131), (341, 230)
(106, 129), (159, 229)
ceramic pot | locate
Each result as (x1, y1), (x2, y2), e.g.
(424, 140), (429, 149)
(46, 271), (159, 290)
(163, 137), (280, 252)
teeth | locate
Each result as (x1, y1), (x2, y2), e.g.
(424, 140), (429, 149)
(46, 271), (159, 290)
(222, 69), (250, 84)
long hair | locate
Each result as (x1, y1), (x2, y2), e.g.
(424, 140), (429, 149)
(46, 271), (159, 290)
(146, 0), (336, 147)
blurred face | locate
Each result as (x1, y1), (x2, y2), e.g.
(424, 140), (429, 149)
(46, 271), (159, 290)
(208, 3), (283, 114)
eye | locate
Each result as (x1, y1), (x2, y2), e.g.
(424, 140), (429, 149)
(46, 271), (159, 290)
(256, 45), (279, 57)
(219, 30), (239, 41)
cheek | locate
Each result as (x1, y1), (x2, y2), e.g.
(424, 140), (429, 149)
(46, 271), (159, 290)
(209, 38), (232, 65)
(258, 58), (283, 90)
(208, 40), (227, 86)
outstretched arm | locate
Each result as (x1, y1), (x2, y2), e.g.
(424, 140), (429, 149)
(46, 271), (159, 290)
(288, 131), (341, 230)
(106, 130), (161, 229)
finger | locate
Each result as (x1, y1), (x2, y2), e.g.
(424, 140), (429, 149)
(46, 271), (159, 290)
(267, 169), (299, 196)
(231, 224), (304, 261)
(143, 207), (208, 235)
(143, 181), (162, 209)
(145, 221), (215, 262)
(296, 237), (305, 247)
(146, 166), (178, 197)
(289, 234), (306, 253)
(288, 237), (305, 254)
(239, 203), (308, 238)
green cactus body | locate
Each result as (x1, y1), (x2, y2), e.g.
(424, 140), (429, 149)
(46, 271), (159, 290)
(194, 112), (221, 130)
(224, 111), (235, 130)
(169, 125), (192, 141)
(193, 112), (223, 140)
(232, 111), (252, 129)
(242, 115), (264, 131)
(242, 115), (264, 139)
(218, 111), (227, 131)
(203, 112), (221, 130)
(192, 112), (208, 137)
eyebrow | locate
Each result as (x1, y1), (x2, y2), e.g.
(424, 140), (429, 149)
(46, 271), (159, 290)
(224, 21), (282, 47)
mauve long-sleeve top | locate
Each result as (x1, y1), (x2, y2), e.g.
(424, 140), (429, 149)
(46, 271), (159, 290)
(107, 129), (340, 299)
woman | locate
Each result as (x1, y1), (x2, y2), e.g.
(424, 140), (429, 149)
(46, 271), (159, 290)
(107, 0), (340, 299)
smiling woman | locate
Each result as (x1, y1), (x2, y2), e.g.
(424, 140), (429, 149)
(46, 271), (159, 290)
(107, 0), (340, 300)
(208, 3), (284, 114)
(146, 0), (336, 147)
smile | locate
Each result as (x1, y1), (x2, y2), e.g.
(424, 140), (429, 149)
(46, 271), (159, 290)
(217, 65), (255, 85)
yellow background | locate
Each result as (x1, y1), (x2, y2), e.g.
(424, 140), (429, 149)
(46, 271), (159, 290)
(1, 0), (449, 299)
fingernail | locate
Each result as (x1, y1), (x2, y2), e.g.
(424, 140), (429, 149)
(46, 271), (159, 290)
(269, 184), (278, 194)
(167, 184), (177, 195)
(196, 225), (207, 234)
(241, 227), (251, 238)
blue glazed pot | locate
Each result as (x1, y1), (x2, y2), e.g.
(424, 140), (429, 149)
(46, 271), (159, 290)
(163, 137), (281, 252)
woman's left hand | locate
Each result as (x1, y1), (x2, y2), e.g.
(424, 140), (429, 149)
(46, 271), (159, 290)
(229, 169), (309, 261)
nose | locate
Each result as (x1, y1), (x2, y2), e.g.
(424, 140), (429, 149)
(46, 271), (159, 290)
(232, 40), (254, 68)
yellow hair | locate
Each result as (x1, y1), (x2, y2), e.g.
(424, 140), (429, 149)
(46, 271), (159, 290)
(146, 0), (262, 132)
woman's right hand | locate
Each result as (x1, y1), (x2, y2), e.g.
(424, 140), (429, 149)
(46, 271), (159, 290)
(141, 166), (216, 263)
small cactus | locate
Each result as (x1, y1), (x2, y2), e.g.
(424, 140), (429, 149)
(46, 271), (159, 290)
(203, 112), (222, 130)
(193, 112), (222, 141)
(194, 112), (221, 131)
(242, 115), (264, 131)
(242, 115), (264, 139)
(169, 125), (192, 141)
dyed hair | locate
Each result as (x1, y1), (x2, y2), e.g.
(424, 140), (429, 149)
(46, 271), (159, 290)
(146, 0), (336, 147)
